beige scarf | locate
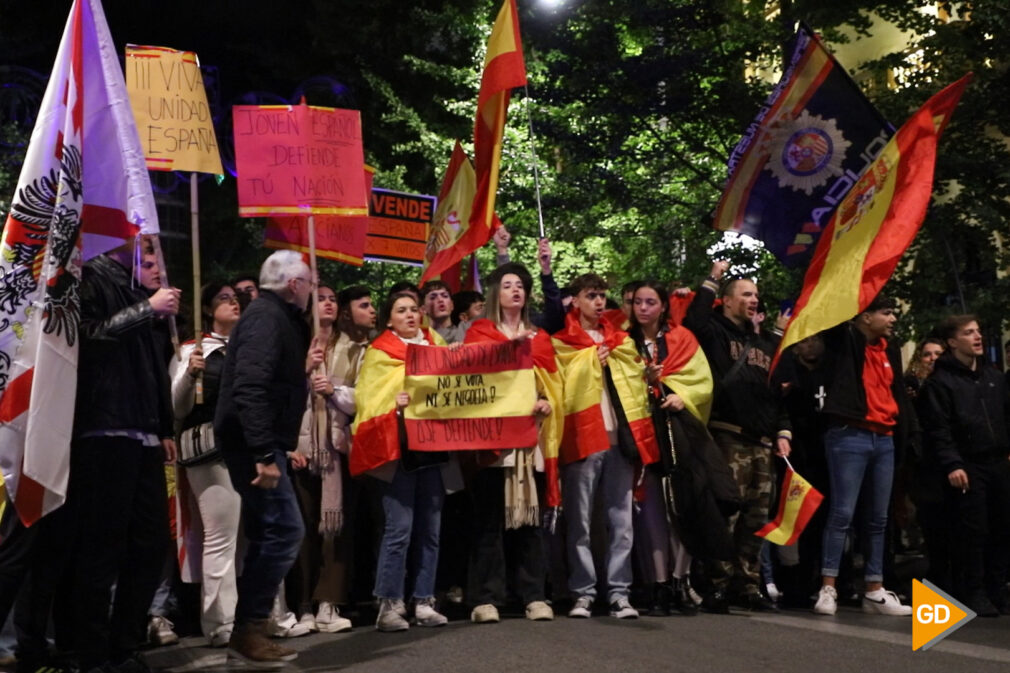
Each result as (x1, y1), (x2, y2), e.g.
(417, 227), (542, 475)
(504, 447), (540, 529)
(308, 332), (367, 536)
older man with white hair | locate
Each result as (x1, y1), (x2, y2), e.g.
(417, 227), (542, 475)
(214, 250), (322, 669)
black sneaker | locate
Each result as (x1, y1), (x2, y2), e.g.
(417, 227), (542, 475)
(737, 592), (779, 612)
(701, 590), (730, 614)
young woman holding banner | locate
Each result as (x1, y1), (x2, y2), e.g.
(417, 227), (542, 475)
(462, 262), (562, 624)
(350, 291), (457, 632)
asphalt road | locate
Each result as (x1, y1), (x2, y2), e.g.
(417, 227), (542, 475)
(143, 602), (1010, 673)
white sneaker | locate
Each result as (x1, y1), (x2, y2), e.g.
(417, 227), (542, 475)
(765, 582), (781, 602)
(525, 601), (554, 621)
(315, 601), (353, 633)
(862, 589), (913, 616)
(147, 615), (179, 646)
(470, 603), (500, 624)
(813, 585), (837, 615)
(376, 599), (409, 632)
(568, 596), (593, 618)
(298, 612), (318, 633)
(208, 628), (232, 648)
(413, 597), (448, 627)
(609, 597), (639, 619)
(268, 611), (312, 638)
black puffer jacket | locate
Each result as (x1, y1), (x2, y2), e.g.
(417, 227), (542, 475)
(919, 352), (1010, 473)
(74, 254), (173, 439)
(214, 290), (310, 460)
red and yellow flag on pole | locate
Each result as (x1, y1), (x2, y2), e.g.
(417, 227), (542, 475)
(775, 74), (971, 361)
(421, 0), (526, 284)
(756, 464), (824, 545)
(421, 141), (476, 285)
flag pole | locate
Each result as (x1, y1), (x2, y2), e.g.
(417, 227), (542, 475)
(190, 173), (204, 403)
(151, 234), (181, 361)
(524, 84), (546, 240)
(307, 214), (321, 336)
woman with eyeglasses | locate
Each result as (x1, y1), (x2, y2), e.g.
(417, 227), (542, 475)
(169, 282), (243, 647)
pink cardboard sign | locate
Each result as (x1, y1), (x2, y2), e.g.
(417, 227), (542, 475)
(233, 103), (367, 217)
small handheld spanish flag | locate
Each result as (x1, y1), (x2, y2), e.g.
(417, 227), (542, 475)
(756, 459), (824, 545)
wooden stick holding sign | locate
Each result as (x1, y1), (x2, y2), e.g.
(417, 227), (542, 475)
(190, 174), (204, 402)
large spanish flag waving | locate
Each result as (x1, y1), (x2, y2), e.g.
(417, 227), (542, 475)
(552, 312), (658, 467)
(776, 75), (970, 361)
(422, 0), (526, 284)
(349, 328), (443, 476)
(466, 319), (564, 507)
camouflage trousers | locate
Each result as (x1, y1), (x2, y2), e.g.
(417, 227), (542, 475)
(709, 431), (774, 596)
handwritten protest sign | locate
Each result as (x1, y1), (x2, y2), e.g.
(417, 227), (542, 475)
(263, 166), (374, 265)
(365, 189), (436, 266)
(403, 339), (538, 451)
(232, 103), (367, 217)
(125, 45), (223, 174)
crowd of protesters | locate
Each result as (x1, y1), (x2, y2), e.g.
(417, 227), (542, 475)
(0, 229), (1008, 672)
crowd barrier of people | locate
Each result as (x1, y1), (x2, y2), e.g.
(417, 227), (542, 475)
(0, 231), (1007, 673)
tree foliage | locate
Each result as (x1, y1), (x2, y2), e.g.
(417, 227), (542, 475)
(1, 0), (1007, 342)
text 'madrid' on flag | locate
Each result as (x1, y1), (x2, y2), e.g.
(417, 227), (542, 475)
(775, 74), (971, 364)
(756, 465), (824, 545)
(0, 0), (160, 525)
(713, 24), (894, 267)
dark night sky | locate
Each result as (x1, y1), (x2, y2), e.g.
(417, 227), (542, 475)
(1, 0), (323, 105)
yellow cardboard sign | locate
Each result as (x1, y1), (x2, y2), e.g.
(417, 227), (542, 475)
(912, 579), (976, 651)
(125, 45), (223, 174)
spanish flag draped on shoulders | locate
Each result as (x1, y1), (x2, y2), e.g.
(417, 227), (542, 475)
(652, 325), (713, 424)
(350, 327), (445, 477)
(464, 318), (564, 506)
(551, 311), (658, 466)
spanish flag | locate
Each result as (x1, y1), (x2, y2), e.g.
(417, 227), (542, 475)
(552, 312), (658, 466)
(756, 464), (824, 545)
(654, 326), (713, 424)
(776, 74), (970, 361)
(471, 0), (526, 233)
(421, 142), (477, 284)
(466, 319), (564, 507)
(349, 328), (443, 476)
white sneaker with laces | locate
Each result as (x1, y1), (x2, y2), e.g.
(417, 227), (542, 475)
(765, 582), (781, 602)
(376, 599), (409, 632)
(414, 597), (448, 627)
(813, 585), (837, 615)
(316, 601), (353, 633)
(862, 589), (913, 616)
(298, 612), (318, 632)
(268, 611), (312, 638)
(147, 616), (179, 646)
(609, 597), (639, 619)
(568, 596), (593, 618)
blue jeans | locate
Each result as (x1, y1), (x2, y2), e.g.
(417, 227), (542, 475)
(562, 445), (634, 602)
(820, 426), (894, 583)
(374, 464), (445, 600)
(223, 448), (305, 623)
